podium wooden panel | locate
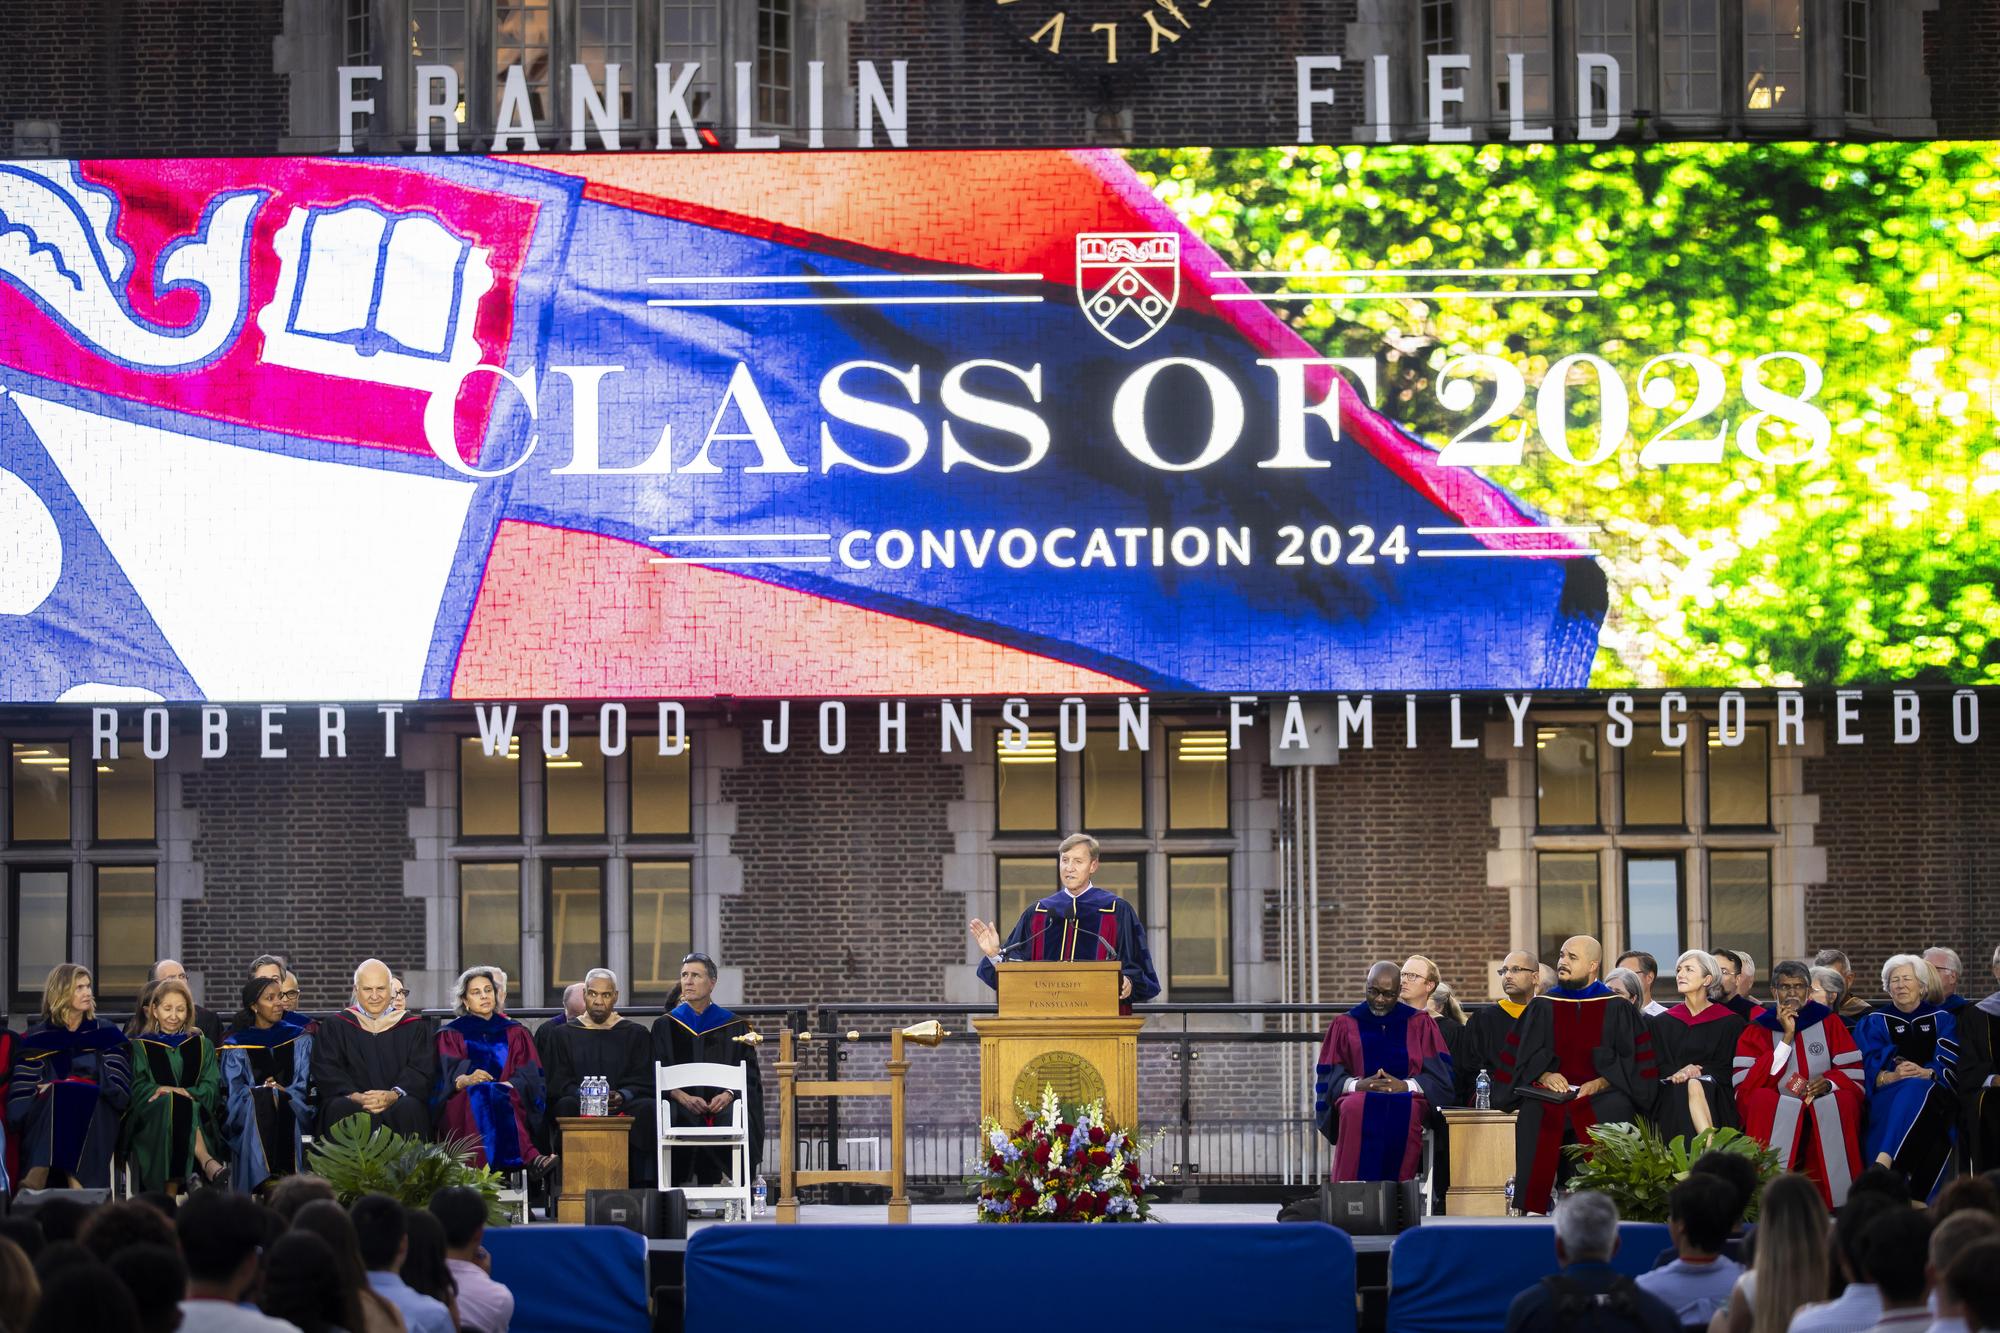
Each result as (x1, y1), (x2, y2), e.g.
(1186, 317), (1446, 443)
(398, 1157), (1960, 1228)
(1441, 1108), (1516, 1216)
(971, 962), (1142, 1129)
(556, 1115), (632, 1222)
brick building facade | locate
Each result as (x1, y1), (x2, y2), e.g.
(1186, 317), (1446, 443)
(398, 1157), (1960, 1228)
(1, 0), (1992, 154)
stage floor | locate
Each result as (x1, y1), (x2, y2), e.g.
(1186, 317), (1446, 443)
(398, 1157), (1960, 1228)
(686, 1200), (1284, 1231)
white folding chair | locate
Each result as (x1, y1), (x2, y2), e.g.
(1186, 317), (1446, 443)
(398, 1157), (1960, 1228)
(655, 1061), (752, 1218)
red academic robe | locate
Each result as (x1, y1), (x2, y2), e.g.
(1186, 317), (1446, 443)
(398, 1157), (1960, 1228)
(1732, 1003), (1863, 1208)
(1312, 1002), (1454, 1182)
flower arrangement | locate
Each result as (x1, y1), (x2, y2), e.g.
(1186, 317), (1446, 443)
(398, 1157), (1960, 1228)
(968, 1085), (1158, 1223)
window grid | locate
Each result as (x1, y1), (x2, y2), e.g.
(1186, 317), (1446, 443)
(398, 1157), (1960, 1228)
(459, 862), (524, 989)
(1659, 0), (1722, 113)
(755, 0), (794, 126)
(658, 0), (722, 121)
(94, 865), (156, 1000)
(544, 861), (606, 996)
(1709, 849), (1773, 979)
(410, 0), (469, 137)
(495, 0), (556, 124)
(577, 0), (640, 120)
(1843, 0), (1871, 116)
(1575, 0), (1639, 120)
(630, 859), (693, 1001)
(1623, 854), (1684, 968)
(343, 0), (374, 65)
(1743, 0), (1804, 114)
(1490, 0), (1555, 120)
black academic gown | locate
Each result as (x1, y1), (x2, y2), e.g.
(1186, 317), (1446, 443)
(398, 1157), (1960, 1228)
(544, 1017), (657, 1186)
(651, 1003), (766, 1184)
(313, 1008), (435, 1138)
(1494, 981), (1656, 1215)
(1458, 1002), (1528, 1105)
(1962, 994), (2000, 1173)
(193, 1005), (225, 1046)
(1648, 1002), (1746, 1142)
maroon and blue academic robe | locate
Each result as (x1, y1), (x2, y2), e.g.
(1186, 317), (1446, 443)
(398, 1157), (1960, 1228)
(651, 1002), (766, 1184)
(1313, 1002), (1454, 1181)
(6, 1019), (131, 1188)
(1857, 999), (1959, 1202)
(1733, 1003), (1864, 1208)
(1649, 1002), (1746, 1142)
(220, 1021), (313, 1191)
(436, 1014), (546, 1171)
(1961, 994), (2000, 1173)
(976, 885), (1161, 1006)
(313, 1008), (435, 1139)
(1494, 981), (1655, 1215)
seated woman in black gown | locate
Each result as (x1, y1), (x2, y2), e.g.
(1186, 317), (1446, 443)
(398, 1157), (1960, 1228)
(7, 963), (131, 1189)
(1651, 948), (1747, 1141)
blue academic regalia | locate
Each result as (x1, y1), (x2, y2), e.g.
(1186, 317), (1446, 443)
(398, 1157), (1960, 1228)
(435, 1013), (547, 1171)
(651, 1002), (766, 1183)
(1858, 999), (1958, 1202)
(220, 1020), (314, 1192)
(1313, 1002), (1454, 1181)
(976, 884), (1161, 1003)
(7, 1018), (130, 1188)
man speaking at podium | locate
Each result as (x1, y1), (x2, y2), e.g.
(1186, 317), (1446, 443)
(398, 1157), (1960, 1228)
(970, 834), (1161, 1007)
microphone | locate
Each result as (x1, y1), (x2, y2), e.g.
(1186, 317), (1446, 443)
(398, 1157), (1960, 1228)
(1041, 900), (1122, 962)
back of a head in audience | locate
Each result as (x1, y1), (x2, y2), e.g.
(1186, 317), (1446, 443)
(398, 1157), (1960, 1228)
(1933, 1213), (2000, 1312)
(1859, 1207), (1933, 1307)
(80, 1202), (178, 1263)
(25, 1200), (90, 1246)
(400, 1207), (458, 1308)
(262, 1230), (363, 1333)
(268, 1173), (338, 1226)
(31, 1242), (94, 1283)
(1833, 1191), (1901, 1283)
(0, 1236), (39, 1333)
(350, 1194), (408, 1272)
(1936, 1175), (2000, 1222)
(1667, 1174), (1738, 1258)
(133, 1193), (177, 1222)
(24, 1261), (139, 1333)
(1554, 1191), (1621, 1264)
(1753, 1174), (1832, 1333)
(1849, 1164), (1915, 1208)
(106, 1244), (186, 1333)
(1686, 1151), (1758, 1227)
(428, 1187), (488, 1255)
(1946, 1238), (2000, 1331)
(175, 1190), (270, 1299)
(0, 1219), (44, 1263)
(287, 1200), (375, 1297)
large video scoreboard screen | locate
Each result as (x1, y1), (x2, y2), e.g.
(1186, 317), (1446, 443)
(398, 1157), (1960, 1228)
(0, 144), (1991, 700)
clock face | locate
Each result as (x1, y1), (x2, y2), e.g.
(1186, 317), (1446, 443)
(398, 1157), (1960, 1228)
(992, 0), (1209, 68)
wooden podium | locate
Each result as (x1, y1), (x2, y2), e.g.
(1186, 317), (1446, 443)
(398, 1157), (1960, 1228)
(554, 1115), (632, 1222)
(971, 962), (1142, 1127)
(1441, 1108), (1517, 1216)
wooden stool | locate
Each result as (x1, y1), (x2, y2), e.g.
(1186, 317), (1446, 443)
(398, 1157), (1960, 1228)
(556, 1115), (633, 1222)
(1442, 1108), (1517, 1216)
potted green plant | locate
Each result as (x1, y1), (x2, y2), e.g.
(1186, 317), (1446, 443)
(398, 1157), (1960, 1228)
(306, 1115), (512, 1225)
(1559, 1122), (1781, 1223)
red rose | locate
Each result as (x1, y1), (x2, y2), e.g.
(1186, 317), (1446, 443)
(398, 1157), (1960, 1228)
(1020, 1120), (1036, 1137)
(988, 1153), (1005, 1172)
(1033, 1142), (1051, 1165)
(1089, 1148), (1110, 1168)
(1016, 1186), (1039, 1210)
(1089, 1126), (1108, 1145)
(1122, 1160), (1141, 1181)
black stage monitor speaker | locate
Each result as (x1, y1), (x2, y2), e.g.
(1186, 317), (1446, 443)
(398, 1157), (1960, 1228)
(586, 1187), (687, 1239)
(11, 1187), (113, 1219)
(1318, 1179), (1421, 1236)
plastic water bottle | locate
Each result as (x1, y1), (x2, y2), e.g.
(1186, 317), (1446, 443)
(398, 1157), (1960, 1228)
(753, 1175), (768, 1216)
(582, 1075), (602, 1116)
(1505, 1175), (1518, 1216)
(1475, 1069), (1492, 1111)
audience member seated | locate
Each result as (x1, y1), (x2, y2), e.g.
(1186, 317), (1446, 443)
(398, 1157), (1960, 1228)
(1850, 1206), (1934, 1332)
(1313, 960), (1454, 1183)
(79, 1202), (178, 1264)
(436, 967), (554, 1180)
(353, 1193), (453, 1333)
(286, 1199), (404, 1333)
(316, 960), (434, 1140)
(220, 976), (314, 1195)
(1646, 1148), (1757, 1270)
(651, 953), (766, 1190)
(0, 1234), (36, 1331)
(1615, 952), (1669, 1017)
(107, 1244), (188, 1333)
(124, 976), (227, 1192)
(176, 1189), (302, 1333)
(1927, 1212), (2000, 1333)
(1710, 1171), (1828, 1333)
(150, 960), (225, 1044)
(1635, 1175), (1741, 1326)
(1935, 1176), (2000, 1223)
(1858, 955), (1960, 1202)
(1500, 1191), (1679, 1333)
(432, 1185), (513, 1333)
(401, 1207), (462, 1331)
(541, 969), (657, 1188)
(8, 963), (131, 1190)
(260, 1230), (361, 1333)
(25, 1259), (141, 1333)
(1788, 1190), (1901, 1333)
(1941, 1238), (2000, 1333)
(266, 1173), (337, 1227)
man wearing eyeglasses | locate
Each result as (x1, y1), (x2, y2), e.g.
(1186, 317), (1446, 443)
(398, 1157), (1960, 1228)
(1457, 950), (1539, 1106)
(1313, 961), (1454, 1182)
(151, 958), (225, 1044)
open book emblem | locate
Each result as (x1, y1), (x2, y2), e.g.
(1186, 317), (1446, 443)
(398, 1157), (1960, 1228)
(257, 202), (494, 399)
